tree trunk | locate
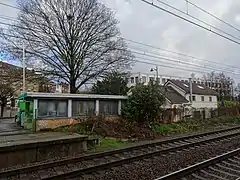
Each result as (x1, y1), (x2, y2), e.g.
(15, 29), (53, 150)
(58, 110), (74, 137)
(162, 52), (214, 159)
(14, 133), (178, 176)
(0, 104), (5, 117)
(70, 80), (77, 94)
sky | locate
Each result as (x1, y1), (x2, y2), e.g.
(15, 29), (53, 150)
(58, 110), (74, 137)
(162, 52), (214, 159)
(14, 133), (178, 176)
(1, 0), (240, 81)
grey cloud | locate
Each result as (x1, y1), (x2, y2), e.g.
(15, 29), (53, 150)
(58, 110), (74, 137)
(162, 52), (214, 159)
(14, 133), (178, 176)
(2, 0), (240, 81)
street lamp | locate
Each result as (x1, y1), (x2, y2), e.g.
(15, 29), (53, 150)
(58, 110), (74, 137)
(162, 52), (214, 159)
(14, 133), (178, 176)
(150, 65), (158, 79)
(150, 66), (159, 84)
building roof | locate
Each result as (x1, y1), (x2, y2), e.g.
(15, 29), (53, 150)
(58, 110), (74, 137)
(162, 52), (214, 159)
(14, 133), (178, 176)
(168, 80), (218, 96)
(159, 86), (189, 104)
(24, 92), (128, 100)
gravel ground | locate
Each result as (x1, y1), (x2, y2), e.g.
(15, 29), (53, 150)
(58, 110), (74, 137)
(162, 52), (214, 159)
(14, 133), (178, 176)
(71, 135), (240, 180)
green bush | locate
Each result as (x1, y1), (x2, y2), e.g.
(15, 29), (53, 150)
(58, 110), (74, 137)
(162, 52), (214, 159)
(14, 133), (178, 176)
(122, 81), (165, 124)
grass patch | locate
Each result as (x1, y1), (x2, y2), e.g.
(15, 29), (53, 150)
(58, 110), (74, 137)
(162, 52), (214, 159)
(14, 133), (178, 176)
(152, 116), (240, 135)
(90, 137), (129, 152)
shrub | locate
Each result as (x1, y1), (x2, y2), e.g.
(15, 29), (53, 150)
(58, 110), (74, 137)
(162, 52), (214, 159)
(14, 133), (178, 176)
(122, 81), (165, 124)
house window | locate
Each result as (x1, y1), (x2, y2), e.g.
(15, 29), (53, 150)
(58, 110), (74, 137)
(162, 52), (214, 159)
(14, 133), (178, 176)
(135, 77), (139, 83)
(72, 100), (95, 116)
(201, 96), (204, 101)
(192, 96), (196, 101)
(142, 76), (146, 83)
(38, 100), (67, 117)
(130, 77), (134, 84)
(99, 100), (118, 115)
(209, 97), (212, 102)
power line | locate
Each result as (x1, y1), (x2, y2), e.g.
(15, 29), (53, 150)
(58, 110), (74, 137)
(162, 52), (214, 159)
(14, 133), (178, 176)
(135, 58), (240, 81)
(122, 37), (240, 70)
(131, 49), (240, 74)
(128, 43), (239, 71)
(1, 21), (239, 73)
(1, 30), (240, 76)
(0, 2), (20, 10)
(155, 0), (240, 42)
(0, 15), (19, 23)
(140, 0), (240, 46)
(1, 1), (240, 70)
(187, 0), (240, 33)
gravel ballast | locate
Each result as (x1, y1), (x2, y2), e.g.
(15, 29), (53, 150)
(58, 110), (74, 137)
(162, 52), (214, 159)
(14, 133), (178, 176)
(73, 135), (240, 180)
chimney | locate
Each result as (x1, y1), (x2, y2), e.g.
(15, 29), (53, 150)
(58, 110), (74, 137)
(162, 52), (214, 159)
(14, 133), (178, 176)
(189, 78), (193, 103)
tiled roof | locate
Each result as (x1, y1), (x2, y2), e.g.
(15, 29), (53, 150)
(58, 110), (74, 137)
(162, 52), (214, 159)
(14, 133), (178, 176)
(169, 80), (218, 96)
(159, 86), (189, 104)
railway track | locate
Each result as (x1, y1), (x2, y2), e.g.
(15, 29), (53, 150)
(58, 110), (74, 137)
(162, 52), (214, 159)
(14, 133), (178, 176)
(156, 147), (240, 180)
(2, 126), (240, 180)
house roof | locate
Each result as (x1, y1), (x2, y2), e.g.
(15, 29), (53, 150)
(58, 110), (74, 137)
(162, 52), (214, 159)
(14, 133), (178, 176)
(159, 86), (189, 104)
(168, 80), (218, 96)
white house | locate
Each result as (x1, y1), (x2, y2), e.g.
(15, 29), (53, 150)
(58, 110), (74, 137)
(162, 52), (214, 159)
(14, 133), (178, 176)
(165, 80), (218, 109)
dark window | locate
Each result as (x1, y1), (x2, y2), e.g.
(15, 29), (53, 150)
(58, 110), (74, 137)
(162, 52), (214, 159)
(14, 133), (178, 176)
(135, 77), (139, 83)
(142, 76), (146, 83)
(130, 77), (134, 83)
(209, 97), (212, 102)
(72, 100), (95, 116)
(201, 96), (204, 101)
(192, 96), (196, 101)
(38, 100), (67, 117)
(149, 77), (154, 81)
(99, 100), (118, 115)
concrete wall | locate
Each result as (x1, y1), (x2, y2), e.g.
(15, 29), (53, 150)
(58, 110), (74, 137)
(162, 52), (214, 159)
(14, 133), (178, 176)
(36, 117), (85, 131)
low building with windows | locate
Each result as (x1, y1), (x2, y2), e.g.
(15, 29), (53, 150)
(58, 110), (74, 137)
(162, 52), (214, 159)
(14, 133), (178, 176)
(18, 92), (127, 131)
(127, 72), (185, 87)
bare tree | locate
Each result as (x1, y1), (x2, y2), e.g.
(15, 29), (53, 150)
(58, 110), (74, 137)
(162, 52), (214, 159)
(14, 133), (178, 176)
(203, 71), (233, 99)
(0, 0), (134, 93)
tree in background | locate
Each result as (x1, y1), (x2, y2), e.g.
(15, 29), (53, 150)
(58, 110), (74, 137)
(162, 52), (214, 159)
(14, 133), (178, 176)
(0, 0), (134, 93)
(122, 81), (165, 125)
(203, 72), (233, 100)
(91, 71), (129, 95)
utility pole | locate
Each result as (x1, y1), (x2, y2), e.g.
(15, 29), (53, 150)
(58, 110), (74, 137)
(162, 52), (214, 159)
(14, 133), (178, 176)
(22, 44), (26, 93)
(156, 65), (158, 79)
(189, 78), (193, 103)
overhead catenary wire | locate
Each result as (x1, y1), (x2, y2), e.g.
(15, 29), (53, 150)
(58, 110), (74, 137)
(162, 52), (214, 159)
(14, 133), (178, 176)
(127, 44), (240, 73)
(1, 21), (240, 73)
(1, 1), (240, 70)
(122, 37), (240, 70)
(1, 31), (240, 77)
(0, 2), (20, 10)
(140, 0), (240, 46)
(187, 0), (240, 33)
(155, 0), (240, 42)
(0, 2), (239, 80)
